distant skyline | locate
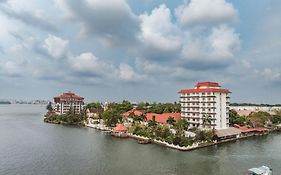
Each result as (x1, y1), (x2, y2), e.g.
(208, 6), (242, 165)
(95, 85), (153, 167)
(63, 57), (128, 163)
(0, 0), (281, 103)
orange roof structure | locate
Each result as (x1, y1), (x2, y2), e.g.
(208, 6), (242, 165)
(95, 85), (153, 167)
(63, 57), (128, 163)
(179, 82), (231, 94)
(113, 124), (128, 132)
(234, 124), (268, 133)
(145, 113), (181, 124)
(122, 109), (144, 118)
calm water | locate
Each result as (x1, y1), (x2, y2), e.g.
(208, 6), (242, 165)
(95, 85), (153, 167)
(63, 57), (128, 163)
(0, 104), (281, 175)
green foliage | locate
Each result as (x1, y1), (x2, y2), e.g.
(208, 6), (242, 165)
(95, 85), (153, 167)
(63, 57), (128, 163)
(44, 109), (86, 125)
(133, 114), (147, 123)
(195, 130), (214, 143)
(108, 100), (133, 114)
(174, 119), (189, 137)
(202, 115), (212, 128)
(248, 111), (270, 127)
(101, 110), (122, 127)
(270, 115), (281, 124)
(46, 102), (53, 112)
(230, 103), (281, 107)
(166, 116), (176, 126)
(86, 102), (103, 110)
(229, 109), (246, 126)
(145, 102), (180, 114)
(148, 115), (157, 128)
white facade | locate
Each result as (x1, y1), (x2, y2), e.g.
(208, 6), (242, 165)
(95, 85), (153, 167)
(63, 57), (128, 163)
(179, 82), (230, 130)
(54, 92), (85, 115)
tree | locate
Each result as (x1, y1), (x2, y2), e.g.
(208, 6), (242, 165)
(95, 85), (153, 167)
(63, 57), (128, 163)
(202, 115), (212, 128)
(46, 102), (53, 112)
(248, 111), (270, 127)
(174, 119), (189, 137)
(101, 110), (121, 127)
(166, 116), (176, 126)
(229, 109), (246, 126)
(148, 115), (157, 128)
(134, 114), (147, 124)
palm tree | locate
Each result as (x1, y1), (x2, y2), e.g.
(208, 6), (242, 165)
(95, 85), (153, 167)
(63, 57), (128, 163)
(166, 116), (176, 126)
(46, 102), (53, 112)
(148, 115), (157, 128)
(202, 115), (212, 128)
(174, 119), (189, 137)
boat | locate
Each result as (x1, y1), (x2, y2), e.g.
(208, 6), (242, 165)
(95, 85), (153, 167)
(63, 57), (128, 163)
(247, 166), (272, 175)
(137, 139), (150, 144)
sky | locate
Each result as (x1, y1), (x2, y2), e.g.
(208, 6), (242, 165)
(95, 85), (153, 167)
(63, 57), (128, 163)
(0, 0), (280, 103)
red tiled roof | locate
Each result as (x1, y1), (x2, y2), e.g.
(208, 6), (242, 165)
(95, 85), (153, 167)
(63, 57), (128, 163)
(122, 109), (143, 117)
(178, 88), (231, 94)
(54, 92), (84, 100)
(145, 113), (181, 124)
(196, 82), (220, 88)
(113, 124), (128, 131)
(234, 124), (268, 133)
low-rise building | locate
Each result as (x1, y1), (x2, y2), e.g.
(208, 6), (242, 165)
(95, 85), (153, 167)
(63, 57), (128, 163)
(145, 113), (181, 124)
(54, 92), (85, 115)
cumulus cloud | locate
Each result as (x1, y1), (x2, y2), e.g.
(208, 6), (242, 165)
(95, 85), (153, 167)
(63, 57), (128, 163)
(43, 35), (69, 59)
(0, 61), (24, 77)
(138, 4), (182, 60)
(180, 25), (240, 69)
(0, 3), (57, 31)
(70, 52), (114, 78)
(175, 0), (238, 26)
(260, 68), (281, 82)
(55, 0), (140, 46)
(118, 63), (144, 82)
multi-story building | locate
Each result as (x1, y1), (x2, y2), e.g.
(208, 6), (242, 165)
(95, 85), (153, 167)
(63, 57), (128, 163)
(54, 92), (85, 115)
(179, 82), (231, 130)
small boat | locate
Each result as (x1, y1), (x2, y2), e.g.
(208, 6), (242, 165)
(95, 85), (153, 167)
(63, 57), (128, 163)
(247, 166), (272, 175)
(137, 139), (150, 144)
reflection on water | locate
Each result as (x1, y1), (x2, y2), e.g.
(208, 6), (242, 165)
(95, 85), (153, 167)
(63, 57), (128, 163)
(0, 104), (280, 175)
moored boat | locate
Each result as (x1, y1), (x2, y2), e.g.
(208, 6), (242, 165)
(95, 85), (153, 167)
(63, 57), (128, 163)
(137, 139), (150, 144)
(247, 166), (272, 175)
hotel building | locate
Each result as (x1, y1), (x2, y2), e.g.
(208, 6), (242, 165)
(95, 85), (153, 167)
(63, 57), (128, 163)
(54, 92), (85, 115)
(179, 82), (231, 130)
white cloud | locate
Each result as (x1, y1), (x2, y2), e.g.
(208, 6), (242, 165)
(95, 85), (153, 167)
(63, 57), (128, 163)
(0, 61), (23, 77)
(139, 4), (182, 53)
(175, 0), (237, 26)
(55, 0), (140, 46)
(70, 52), (114, 78)
(260, 68), (281, 81)
(0, 1), (57, 31)
(118, 63), (144, 82)
(43, 35), (69, 59)
(181, 25), (240, 68)
(208, 25), (240, 58)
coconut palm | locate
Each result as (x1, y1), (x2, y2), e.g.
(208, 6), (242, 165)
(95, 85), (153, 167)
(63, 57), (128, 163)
(166, 116), (176, 126)
(202, 115), (212, 128)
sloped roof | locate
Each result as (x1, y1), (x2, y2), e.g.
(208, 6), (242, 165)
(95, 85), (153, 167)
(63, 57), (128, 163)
(196, 82), (221, 88)
(215, 127), (241, 138)
(113, 124), (128, 132)
(146, 113), (181, 124)
(54, 92), (84, 100)
(122, 109), (143, 118)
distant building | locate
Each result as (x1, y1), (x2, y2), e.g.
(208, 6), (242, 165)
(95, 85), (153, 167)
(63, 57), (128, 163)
(54, 92), (85, 115)
(179, 82), (231, 130)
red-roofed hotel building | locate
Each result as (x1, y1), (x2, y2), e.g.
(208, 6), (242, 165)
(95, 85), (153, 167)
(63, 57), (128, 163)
(54, 92), (85, 115)
(179, 82), (231, 130)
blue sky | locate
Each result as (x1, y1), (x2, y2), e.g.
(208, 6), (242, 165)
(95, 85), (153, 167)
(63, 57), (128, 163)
(0, 0), (280, 103)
